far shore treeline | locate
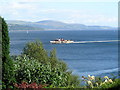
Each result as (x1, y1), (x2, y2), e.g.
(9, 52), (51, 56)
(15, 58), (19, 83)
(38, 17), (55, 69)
(1, 17), (120, 89)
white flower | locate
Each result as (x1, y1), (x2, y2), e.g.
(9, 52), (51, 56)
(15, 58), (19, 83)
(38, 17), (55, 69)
(91, 76), (95, 80)
(87, 80), (92, 85)
(104, 79), (108, 83)
(88, 75), (91, 77)
(108, 79), (113, 83)
(96, 82), (98, 86)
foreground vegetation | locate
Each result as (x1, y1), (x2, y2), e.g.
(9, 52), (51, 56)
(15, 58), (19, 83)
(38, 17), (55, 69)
(81, 75), (120, 89)
(1, 16), (120, 89)
(12, 41), (80, 88)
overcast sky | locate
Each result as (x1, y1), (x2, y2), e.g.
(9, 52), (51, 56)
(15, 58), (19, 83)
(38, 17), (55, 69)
(0, 0), (119, 27)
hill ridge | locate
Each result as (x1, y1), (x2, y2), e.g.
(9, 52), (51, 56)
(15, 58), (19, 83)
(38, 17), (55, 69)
(7, 20), (116, 31)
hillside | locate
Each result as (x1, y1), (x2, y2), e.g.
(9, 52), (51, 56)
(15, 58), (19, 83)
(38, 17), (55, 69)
(8, 24), (44, 31)
(6, 20), (116, 31)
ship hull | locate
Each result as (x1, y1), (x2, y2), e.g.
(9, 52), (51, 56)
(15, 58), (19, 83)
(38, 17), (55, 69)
(50, 40), (74, 44)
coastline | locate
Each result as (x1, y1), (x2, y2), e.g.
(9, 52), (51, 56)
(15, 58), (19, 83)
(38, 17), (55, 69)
(9, 29), (118, 32)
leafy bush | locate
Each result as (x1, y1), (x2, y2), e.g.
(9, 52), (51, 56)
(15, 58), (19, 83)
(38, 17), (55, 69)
(14, 54), (80, 87)
(19, 41), (80, 87)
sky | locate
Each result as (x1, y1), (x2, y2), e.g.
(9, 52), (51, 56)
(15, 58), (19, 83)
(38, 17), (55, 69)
(0, 0), (119, 27)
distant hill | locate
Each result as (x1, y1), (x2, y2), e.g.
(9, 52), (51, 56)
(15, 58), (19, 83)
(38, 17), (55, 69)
(35, 20), (89, 30)
(6, 20), (117, 31)
(8, 24), (44, 31)
(7, 20), (44, 31)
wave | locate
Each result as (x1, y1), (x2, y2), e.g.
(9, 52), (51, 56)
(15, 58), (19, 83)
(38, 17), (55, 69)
(73, 40), (120, 44)
(73, 68), (118, 76)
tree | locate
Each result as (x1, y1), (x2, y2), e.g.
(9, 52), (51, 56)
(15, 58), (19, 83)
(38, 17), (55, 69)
(22, 41), (49, 64)
(49, 48), (58, 67)
(21, 41), (80, 87)
(2, 17), (9, 63)
(2, 17), (15, 89)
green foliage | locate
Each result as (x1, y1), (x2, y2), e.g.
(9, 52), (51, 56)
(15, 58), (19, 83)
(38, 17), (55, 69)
(13, 41), (81, 87)
(1, 17), (15, 89)
(22, 41), (49, 63)
(100, 78), (120, 89)
(13, 54), (80, 87)
(2, 58), (15, 89)
(22, 41), (68, 71)
(67, 73), (80, 88)
(2, 17), (9, 63)
(49, 48), (58, 66)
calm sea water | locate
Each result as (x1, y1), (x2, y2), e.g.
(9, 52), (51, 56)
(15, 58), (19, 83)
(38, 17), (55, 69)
(9, 30), (118, 77)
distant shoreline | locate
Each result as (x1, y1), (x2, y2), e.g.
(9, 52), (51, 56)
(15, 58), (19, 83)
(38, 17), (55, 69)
(9, 29), (117, 32)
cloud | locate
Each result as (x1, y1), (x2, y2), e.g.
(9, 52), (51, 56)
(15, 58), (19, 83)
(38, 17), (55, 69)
(0, 2), (35, 20)
(0, 1), (117, 26)
(63, 12), (117, 26)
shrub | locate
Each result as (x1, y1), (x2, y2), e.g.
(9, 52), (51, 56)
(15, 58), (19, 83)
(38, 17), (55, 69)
(14, 54), (80, 87)
(19, 41), (80, 87)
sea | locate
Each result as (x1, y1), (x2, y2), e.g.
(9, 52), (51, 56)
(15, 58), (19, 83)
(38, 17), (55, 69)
(9, 30), (119, 78)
